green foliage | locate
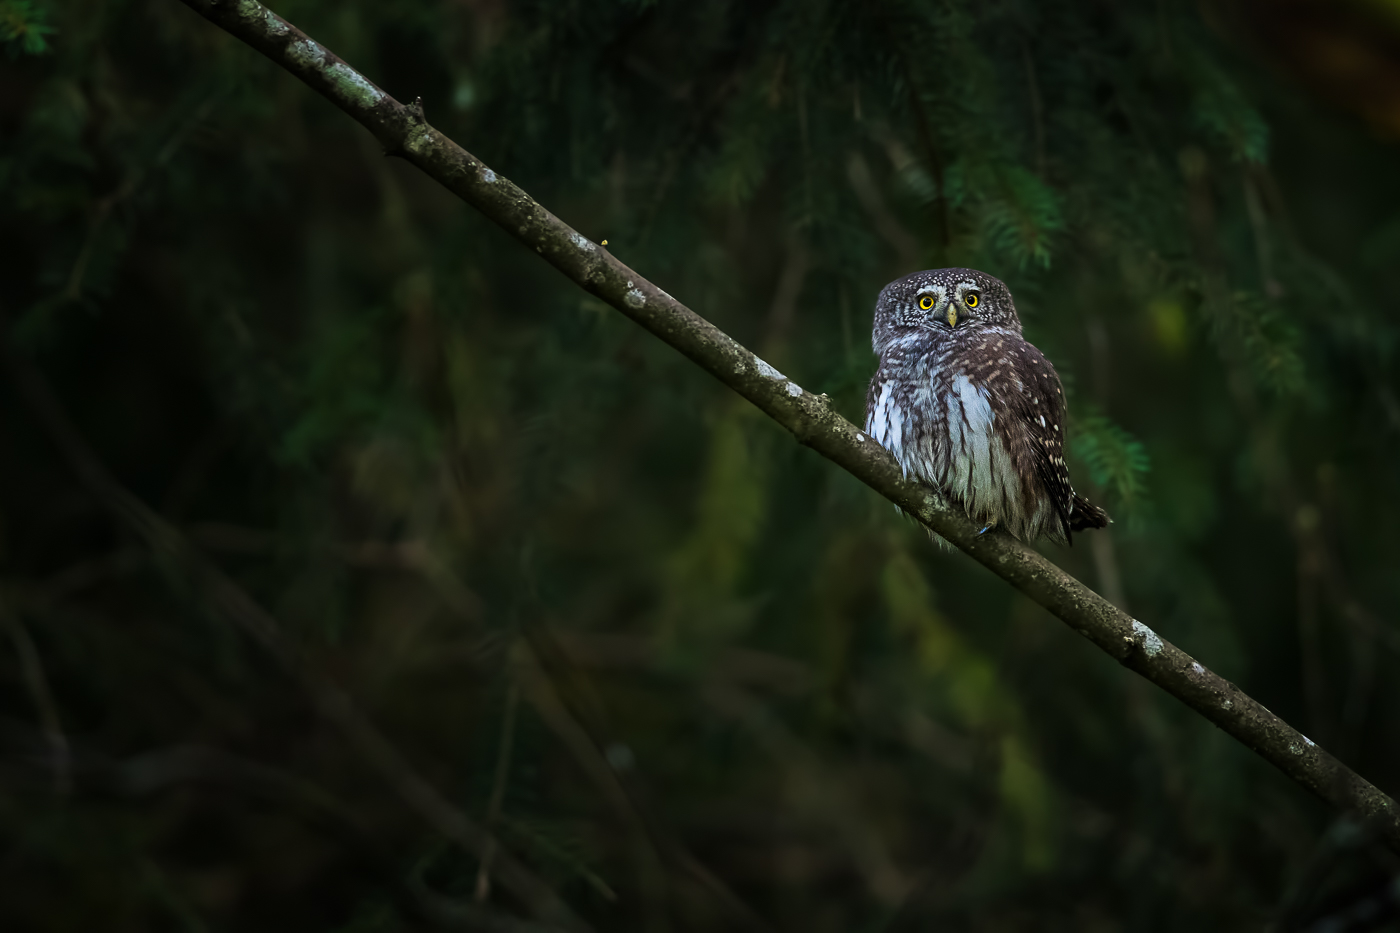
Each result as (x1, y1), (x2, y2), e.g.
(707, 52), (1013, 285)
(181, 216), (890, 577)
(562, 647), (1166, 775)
(0, 0), (53, 57)
(945, 159), (1065, 268)
(1209, 289), (1307, 396)
(1191, 65), (1272, 165)
(1070, 412), (1152, 515)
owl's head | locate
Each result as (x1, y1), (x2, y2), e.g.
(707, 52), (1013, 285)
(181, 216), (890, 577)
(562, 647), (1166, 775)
(871, 268), (1021, 355)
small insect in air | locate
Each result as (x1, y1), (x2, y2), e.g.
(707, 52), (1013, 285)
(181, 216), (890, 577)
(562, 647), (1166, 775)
(865, 268), (1109, 544)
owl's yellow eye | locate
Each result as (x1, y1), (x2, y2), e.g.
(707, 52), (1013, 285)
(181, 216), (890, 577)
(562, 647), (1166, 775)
(965, 293), (980, 309)
(918, 295), (934, 311)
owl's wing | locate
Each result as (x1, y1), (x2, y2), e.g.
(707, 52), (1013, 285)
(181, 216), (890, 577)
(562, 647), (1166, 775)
(1004, 341), (1076, 532)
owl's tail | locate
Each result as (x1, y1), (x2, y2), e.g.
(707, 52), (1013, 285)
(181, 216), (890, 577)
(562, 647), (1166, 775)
(1069, 493), (1110, 532)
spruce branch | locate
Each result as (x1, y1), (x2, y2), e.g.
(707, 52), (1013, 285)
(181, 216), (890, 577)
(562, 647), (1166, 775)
(173, 0), (1400, 851)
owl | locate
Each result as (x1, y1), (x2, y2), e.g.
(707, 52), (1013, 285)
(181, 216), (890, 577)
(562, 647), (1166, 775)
(865, 268), (1109, 544)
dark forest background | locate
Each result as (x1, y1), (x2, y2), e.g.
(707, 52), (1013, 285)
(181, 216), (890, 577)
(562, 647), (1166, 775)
(3, 0), (1400, 929)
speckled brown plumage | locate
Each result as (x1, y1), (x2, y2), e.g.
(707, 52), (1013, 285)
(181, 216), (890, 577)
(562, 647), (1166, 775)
(865, 268), (1109, 544)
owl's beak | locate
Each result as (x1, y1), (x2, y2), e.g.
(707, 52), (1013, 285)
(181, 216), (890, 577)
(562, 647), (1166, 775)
(946, 305), (958, 328)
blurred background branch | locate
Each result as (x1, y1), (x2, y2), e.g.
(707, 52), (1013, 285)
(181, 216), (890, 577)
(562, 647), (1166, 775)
(1, 333), (587, 932)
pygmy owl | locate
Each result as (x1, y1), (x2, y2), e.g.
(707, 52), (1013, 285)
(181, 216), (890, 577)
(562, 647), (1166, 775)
(865, 268), (1109, 544)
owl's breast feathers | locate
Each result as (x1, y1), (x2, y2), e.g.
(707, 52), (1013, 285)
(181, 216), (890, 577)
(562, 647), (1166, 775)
(865, 330), (1109, 543)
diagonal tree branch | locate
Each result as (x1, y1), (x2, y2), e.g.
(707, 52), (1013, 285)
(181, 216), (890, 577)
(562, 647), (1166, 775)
(170, 0), (1400, 851)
